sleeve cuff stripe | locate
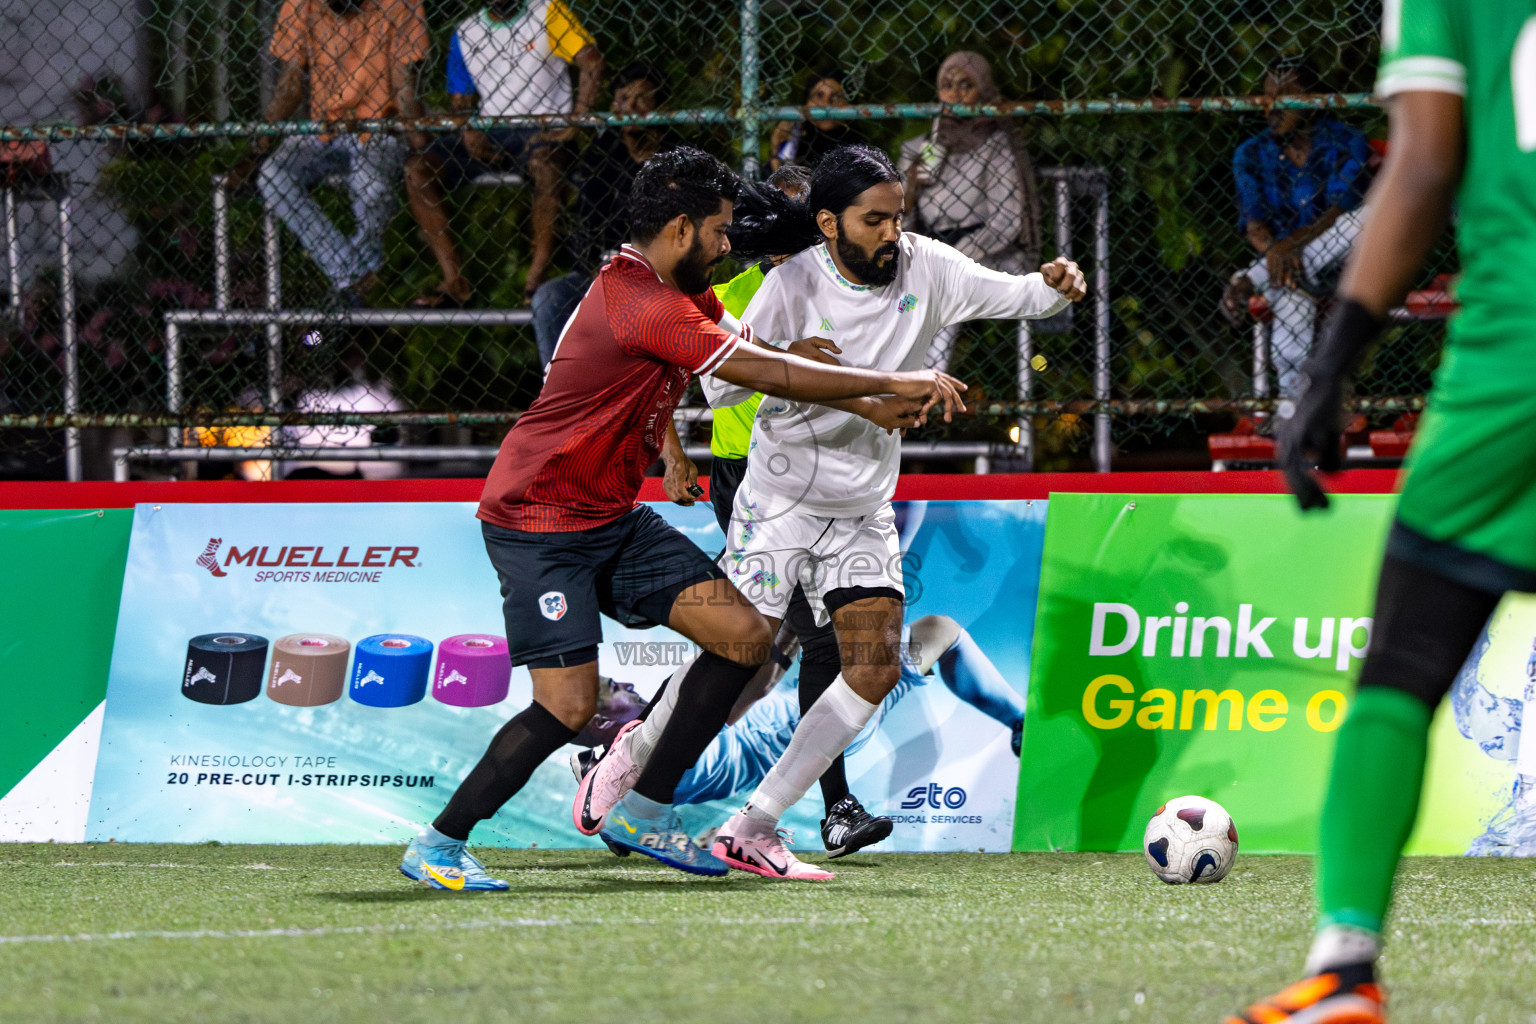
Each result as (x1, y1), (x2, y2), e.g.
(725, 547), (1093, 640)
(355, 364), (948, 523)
(1376, 74), (1468, 98)
(1382, 55), (1466, 76)
(694, 336), (740, 377)
(1378, 56), (1467, 97)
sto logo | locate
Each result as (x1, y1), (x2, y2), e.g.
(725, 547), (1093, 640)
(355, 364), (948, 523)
(900, 783), (967, 810)
(539, 591), (568, 621)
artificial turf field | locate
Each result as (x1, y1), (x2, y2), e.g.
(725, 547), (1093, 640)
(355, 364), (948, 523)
(1, 844), (1533, 1023)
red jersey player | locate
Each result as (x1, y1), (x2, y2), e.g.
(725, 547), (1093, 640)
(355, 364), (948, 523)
(400, 146), (965, 885)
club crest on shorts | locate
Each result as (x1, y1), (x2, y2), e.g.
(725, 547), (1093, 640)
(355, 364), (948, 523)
(539, 591), (568, 621)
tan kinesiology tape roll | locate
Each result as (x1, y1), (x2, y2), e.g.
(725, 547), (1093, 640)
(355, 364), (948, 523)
(267, 634), (352, 707)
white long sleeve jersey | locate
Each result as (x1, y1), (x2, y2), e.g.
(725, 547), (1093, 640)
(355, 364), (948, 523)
(711, 233), (1071, 519)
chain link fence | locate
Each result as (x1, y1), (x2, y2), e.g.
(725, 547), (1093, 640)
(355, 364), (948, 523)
(1, 0), (1450, 480)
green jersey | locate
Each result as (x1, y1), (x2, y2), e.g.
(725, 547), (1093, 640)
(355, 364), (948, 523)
(1379, 0), (1536, 355)
(1380, 0), (1536, 577)
(709, 264), (768, 460)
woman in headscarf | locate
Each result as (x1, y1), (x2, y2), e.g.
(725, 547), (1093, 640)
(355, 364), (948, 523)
(768, 69), (873, 171)
(899, 51), (1045, 371)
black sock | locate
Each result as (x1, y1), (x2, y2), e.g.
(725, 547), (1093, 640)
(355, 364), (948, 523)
(631, 651), (759, 804)
(798, 659), (850, 812)
(433, 701), (578, 841)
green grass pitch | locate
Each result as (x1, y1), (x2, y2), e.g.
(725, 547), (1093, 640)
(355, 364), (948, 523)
(1, 844), (1532, 1023)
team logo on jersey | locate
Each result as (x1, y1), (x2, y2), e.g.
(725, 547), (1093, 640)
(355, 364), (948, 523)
(897, 293), (918, 314)
(818, 316), (835, 331)
(539, 591), (569, 621)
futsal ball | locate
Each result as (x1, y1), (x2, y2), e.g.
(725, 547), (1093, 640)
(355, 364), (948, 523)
(1143, 795), (1238, 884)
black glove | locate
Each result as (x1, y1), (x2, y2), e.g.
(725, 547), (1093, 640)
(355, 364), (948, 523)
(1274, 298), (1385, 511)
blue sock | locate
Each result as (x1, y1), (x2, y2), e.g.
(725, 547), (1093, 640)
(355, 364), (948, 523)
(938, 629), (1025, 730)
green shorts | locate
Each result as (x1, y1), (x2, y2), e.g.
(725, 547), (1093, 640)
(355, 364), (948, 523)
(1393, 330), (1536, 586)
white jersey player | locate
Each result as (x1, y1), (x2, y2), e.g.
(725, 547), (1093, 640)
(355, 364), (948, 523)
(700, 144), (1085, 879)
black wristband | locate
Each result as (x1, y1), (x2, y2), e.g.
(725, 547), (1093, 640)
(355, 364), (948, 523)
(1306, 297), (1387, 380)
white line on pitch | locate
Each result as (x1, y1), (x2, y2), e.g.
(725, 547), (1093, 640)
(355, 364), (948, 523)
(0, 915), (868, 946)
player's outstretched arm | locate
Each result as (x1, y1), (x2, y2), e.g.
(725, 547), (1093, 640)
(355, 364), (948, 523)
(712, 343), (969, 421)
(1039, 256), (1087, 301)
(1277, 90), (1463, 510)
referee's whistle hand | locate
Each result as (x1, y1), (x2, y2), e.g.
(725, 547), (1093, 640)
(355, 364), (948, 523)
(1041, 256), (1087, 301)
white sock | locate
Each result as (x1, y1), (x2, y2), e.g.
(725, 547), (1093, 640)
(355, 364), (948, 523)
(628, 653), (702, 766)
(741, 675), (877, 824)
(1305, 924), (1382, 974)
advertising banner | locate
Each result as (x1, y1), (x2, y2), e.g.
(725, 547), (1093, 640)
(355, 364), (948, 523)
(1013, 493), (1536, 857)
(1412, 592), (1536, 856)
(1014, 493), (1393, 854)
(88, 499), (1045, 851)
(0, 509), (131, 841)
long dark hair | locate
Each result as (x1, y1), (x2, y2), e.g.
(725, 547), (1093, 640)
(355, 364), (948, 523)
(726, 182), (819, 263)
(726, 144), (901, 263)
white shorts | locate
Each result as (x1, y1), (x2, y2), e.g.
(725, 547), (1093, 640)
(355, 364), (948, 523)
(720, 485), (904, 625)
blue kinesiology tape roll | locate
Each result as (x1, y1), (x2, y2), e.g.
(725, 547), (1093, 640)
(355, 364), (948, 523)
(349, 634), (434, 708)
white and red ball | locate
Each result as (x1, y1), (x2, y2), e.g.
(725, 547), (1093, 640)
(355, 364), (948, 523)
(1143, 795), (1238, 884)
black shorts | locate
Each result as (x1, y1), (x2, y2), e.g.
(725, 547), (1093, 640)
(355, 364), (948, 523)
(482, 505), (725, 667)
(709, 455), (749, 536)
(425, 128), (552, 191)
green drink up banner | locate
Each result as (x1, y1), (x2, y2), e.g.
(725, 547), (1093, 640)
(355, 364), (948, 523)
(1014, 492), (1536, 857)
(1014, 493), (1395, 854)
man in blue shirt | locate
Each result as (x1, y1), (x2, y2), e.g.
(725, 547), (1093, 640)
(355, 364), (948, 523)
(1222, 58), (1373, 397)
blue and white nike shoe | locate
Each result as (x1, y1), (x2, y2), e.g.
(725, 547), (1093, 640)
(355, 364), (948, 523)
(399, 829), (509, 891)
(599, 792), (728, 876)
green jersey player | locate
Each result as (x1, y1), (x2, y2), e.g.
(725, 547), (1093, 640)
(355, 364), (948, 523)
(1235, 1), (1536, 1021)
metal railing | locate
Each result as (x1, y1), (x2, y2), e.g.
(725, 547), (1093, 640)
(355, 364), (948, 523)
(0, 0), (1427, 480)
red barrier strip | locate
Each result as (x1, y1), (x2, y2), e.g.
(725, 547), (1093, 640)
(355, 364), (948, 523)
(0, 470), (1400, 510)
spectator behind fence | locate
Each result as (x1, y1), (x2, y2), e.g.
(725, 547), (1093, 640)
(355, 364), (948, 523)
(281, 342), (406, 480)
(899, 51), (1043, 372)
(258, 0), (429, 307)
(1222, 57), (1373, 397)
(768, 70), (872, 171)
(530, 63), (676, 367)
(405, 0), (603, 308)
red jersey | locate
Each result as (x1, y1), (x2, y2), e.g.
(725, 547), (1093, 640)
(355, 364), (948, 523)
(479, 246), (743, 532)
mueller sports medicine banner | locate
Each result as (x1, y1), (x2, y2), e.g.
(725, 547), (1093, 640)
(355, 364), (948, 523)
(1013, 493), (1536, 857)
(87, 499), (1046, 851)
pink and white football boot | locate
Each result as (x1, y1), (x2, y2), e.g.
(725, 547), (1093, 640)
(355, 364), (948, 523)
(711, 812), (835, 881)
(572, 719), (643, 836)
